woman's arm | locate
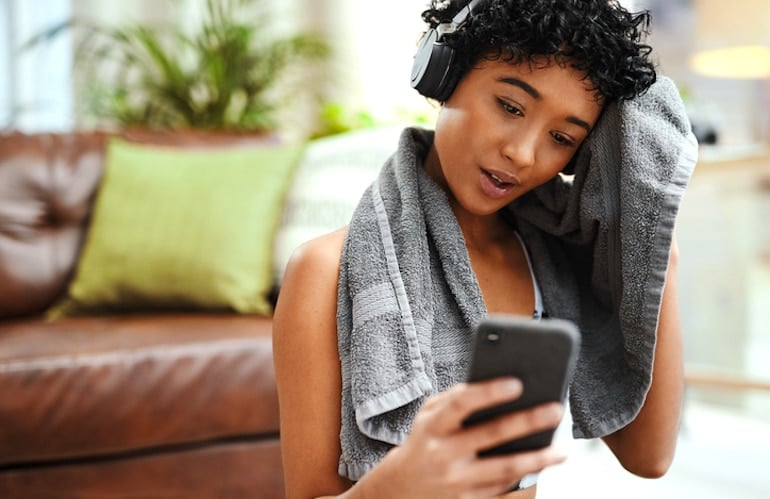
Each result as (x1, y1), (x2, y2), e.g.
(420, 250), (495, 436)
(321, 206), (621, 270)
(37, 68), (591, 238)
(273, 229), (354, 498)
(602, 237), (684, 478)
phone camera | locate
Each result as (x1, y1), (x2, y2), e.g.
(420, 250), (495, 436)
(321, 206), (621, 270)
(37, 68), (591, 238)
(485, 332), (500, 343)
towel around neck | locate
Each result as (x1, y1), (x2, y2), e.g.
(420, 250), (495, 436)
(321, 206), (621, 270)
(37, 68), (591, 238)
(335, 76), (698, 480)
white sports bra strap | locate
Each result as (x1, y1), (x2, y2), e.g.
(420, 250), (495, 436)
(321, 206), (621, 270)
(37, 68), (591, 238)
(513, 231), (546, 320)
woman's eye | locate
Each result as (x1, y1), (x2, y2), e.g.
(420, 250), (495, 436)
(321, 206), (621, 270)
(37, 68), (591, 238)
(498, 99), (523, 117)
(551, 132), (575, 147)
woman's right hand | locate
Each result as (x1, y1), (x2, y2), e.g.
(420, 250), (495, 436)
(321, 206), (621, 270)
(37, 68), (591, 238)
(353, 377), (566, 499)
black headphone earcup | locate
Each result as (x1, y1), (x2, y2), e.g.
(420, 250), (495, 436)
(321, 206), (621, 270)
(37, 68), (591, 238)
(411, 29), (456, 101)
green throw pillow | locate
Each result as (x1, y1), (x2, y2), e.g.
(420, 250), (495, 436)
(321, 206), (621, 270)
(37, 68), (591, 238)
(49, 137), (303, 317)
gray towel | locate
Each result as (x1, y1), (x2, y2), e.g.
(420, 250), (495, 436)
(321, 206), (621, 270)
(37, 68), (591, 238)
(510, 76), (698, 437)
(337, 126), (485, 479)
(336, 76), (698, 480)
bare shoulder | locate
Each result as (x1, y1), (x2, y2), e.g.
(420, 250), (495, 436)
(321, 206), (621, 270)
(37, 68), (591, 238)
(274, 226), (348, 341)
(282, 227), (347, 286)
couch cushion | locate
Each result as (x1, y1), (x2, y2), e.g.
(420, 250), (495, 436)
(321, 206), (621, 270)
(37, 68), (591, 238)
(0, 315), (279, 467)
(0, 439), (284, 499)
(0, 132), (108, 319)
(49, 138), (303, 317)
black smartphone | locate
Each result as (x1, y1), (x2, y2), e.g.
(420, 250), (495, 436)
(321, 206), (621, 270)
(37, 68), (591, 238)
(463, 314), (581, 456)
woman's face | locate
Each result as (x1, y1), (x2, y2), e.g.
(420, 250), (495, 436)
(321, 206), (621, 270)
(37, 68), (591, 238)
(426, 57), (603, 217)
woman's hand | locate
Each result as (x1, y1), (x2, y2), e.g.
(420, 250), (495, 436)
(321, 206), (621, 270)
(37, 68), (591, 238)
(354, 378), (566, 499)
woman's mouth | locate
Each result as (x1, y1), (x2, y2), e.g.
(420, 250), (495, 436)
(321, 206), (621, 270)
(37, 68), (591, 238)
(480, 168), (519, 199)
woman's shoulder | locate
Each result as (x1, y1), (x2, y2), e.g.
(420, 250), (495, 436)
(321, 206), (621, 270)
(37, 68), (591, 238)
(283, 227), (347, 281)
(276, 227), (348, 315)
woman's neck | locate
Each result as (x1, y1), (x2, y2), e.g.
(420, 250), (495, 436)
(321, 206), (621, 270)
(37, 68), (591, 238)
(454, 206), (513, 252)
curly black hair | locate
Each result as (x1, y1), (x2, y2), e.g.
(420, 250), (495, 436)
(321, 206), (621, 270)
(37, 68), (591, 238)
(421, 0), (657, 102)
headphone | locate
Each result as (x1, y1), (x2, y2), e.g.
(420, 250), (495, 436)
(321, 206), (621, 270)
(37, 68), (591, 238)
(410, 0), (484, 101)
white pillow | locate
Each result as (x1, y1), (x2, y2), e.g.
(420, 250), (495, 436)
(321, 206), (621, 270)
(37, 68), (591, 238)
(272, 126), (404, 284)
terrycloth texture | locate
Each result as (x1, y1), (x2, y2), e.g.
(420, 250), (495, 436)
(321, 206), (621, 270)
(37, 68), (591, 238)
(336, 127), (485, 479)
(510, 76), (698, 437)
(336, 76), (698, 480)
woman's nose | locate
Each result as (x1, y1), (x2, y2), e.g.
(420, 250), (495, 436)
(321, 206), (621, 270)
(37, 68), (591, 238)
(501, 133), (537, 170)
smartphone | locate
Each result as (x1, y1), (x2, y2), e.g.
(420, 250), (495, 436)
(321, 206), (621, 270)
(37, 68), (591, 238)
(463, 314), (581, 456)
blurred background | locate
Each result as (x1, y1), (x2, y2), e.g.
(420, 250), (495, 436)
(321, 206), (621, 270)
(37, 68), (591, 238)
(1, 0), (768, 497)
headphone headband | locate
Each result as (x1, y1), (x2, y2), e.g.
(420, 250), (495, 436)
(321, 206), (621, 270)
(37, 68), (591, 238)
(437, 0), (484, 37)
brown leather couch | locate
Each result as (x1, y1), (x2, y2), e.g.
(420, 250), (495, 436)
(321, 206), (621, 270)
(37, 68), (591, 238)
(0, 132), (285, 498)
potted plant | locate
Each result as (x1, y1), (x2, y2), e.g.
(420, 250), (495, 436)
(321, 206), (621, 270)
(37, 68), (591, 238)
(29, 0), (329, 136)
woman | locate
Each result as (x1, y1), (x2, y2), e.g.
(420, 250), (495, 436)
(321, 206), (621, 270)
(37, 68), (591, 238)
(274, 1), (689, 497)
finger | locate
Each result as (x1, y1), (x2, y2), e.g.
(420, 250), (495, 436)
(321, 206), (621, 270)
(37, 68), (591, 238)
(459, 446), (567, 490)
(456, 401), (564, 456)
(419, 378), (523, 435)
